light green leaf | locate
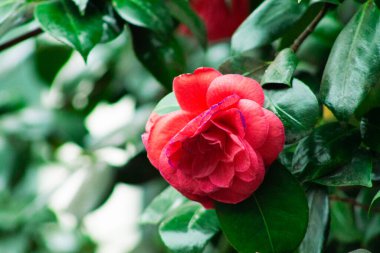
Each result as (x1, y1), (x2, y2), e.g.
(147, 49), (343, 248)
(35, 0), (103, 60)
(140, 186), (187, 225)
(264, 78), (320, 142)
(71, 0), (88, 14)
(261, 48), (298, 87)
(153, 92), (180, 115)
(159, 204), (219, 253)
(320, 1), (380, 120)
(216, 163), (309, 253)
(232, 0), (308, 53)
(370, 191), (380, 213)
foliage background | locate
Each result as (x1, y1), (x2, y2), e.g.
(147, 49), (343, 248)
(0, 0), (380, 253)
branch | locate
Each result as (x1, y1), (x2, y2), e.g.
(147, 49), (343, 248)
(291, 4), (329, 52)
(0, 27), (43, 52)
(329, 195), (380, 213)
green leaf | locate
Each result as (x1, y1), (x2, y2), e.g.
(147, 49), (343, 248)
(219, 54), (269, 82)
(261, 48), (298, 88)
(71, 0), (88, 14)
(370, 191), (380, 213)
(153, 92), (180, 115)
(216, 163), (309, 253)
(159, 204), (219, 253)
(166, 0), (207, 49)
(140, 186), (188, 225)
(232, 0), (309, 53)
(292, 123), (361, 181)
(297, 187), (329, 253)
(313, 151), (372, 187)
(99, 3), (124, 43)
(330, 194), (362, 243)
(0, 0), (21, 24)
(112, 0), (173, 35)
(320, 1), (380, 120)
(264, 78), (320, 142)
(361, 108), (380, 153)
(35, 0), (103, 60)
(375, 0), (380, 9)
(130, 25), (185, 90)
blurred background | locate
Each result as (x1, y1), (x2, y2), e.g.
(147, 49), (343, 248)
(0, 0), (371, 252)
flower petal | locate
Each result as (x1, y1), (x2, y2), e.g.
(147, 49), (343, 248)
(206, 74), (264, 107)
(209, 162), (235, 188)
(144, 111), (192, 168)
(174, 67), (222, 113)
(257, 109), (285, 166)
(237, 99), (269, 149)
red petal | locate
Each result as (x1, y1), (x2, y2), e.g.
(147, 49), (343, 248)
(211, 108), (246, 138)
(173, 67), (222, 113)
(209, 162), (235, 188)
(206, 74), (264, 107)
(257, 109), (285, 166)
(144, 111), (192, 168)
(237, 99), (269, 148)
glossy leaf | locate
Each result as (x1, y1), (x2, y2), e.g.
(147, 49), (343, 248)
(232, 0), (309, 53)
(261, 48), (298, 87)
(264, 78), (320, 142)
(130, 25), (185, 90)
(216, 163), (309, 253)
(298, 187), (329, 253)
(112, 0), (173, 35)
(320, 1), (380, 120)
(349, 250), (372, 253)
(159, 204), (219, 253)
(292, 123), (361, 181)
(314, 151), (372, 187)
(360, 108), (380, 153)
(71, 0), (88, 14)
(153, 92), (180, 115)
(219, 54), (269, 82)
(166, 0), (207, 49)
(35, 0), (103, 60)
(140, 186), (188, 225)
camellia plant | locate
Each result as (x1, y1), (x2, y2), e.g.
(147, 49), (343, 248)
(1, 0), (380, 253)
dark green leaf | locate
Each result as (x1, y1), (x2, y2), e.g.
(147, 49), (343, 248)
(375, 0), (380, 9)
(112, 0), (173, 35)
(361, 108), (380, 153)
(314, 151), (372, 187)
(292, 123), (361, 181)
(130, 25), (185, 90)
(261, 48), (298, 87)
(232, 0), (309, 53)
(35, 0), (103, 60)
(153, 92), (180, 115)
(140, 186), (188, 225)
(320, 1), (380, 120)
(159, 204), (219, 253)
(216, 163), (309, 253)
(71, 0), (88, 14)
(166, 0), (207, 49)
(218, 54), (269, 82)
(298, 187), (329, 253)
(264, 78), (320, 142)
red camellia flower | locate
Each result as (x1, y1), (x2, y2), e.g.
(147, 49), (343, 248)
(182, 0), (250, 42)
(142, 68), (285, 208)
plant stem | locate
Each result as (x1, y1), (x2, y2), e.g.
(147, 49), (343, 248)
(290, 4), (329, 52)
(0, 27), (43, 52)
(329, 195), (380, 213)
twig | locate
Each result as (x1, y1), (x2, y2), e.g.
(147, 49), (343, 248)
(290, 4), (329, 52)
(329, 195), (380, 213)
(0, 27), (43, 52)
